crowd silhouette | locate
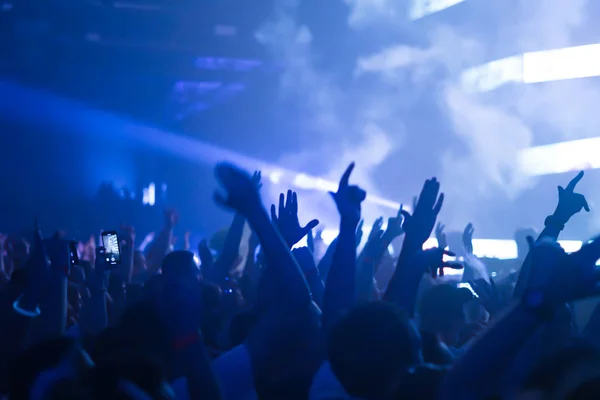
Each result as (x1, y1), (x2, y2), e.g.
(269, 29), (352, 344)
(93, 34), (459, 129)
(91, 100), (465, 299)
(1, 161), (599, 400)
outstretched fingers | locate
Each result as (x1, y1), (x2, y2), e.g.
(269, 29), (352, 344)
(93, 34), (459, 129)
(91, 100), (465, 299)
(291, 191), (299, 215)
(301, 219), (320, 237)
(583, 197), (591, 212)
(278, 193), (285, 217)
(285, 190), (293, 211)
(339, 162), (355, 190)
(433, 192), (444, 215)
(566, 170), (585, 192)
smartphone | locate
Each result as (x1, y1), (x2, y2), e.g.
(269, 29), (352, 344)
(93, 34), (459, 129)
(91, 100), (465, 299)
(68, 240), (79, 266)
(101, 231), (121, 266)
(44, 237), (78, 273)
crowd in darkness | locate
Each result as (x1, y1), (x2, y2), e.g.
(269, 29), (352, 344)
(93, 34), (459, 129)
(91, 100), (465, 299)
(2, 160), (600, 400)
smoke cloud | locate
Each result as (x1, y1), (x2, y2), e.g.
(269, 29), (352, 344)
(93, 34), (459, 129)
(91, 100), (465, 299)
(257, 0), (600, 233)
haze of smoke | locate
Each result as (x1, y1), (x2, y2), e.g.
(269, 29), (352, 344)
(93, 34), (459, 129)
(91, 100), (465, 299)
(256, 0), (404, 227)
(259, 0), (600, 232)
(348, 0), (600, 229)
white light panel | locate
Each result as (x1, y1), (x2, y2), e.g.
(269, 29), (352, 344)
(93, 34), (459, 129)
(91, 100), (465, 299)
(460, 43), (600, 93)
(409, 0), (467, 20)
(523, 43), (600, 84)
(518, 137), (600, 176)
(460, 55), (524, 93)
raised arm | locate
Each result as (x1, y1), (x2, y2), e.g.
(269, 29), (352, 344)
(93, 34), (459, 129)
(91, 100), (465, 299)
(323, 163), (366, 334)
(384, 178), (444, 315)
(2, 220), (46, 353)
(145, 210), (178, 274)
(293, 247), (325, 308)
(514, 171), (589, 298)
(316, 237), (337, 282)
(356, 208), (405, 303)
(210, 171), (261, 284)
(28, 233), (69, 345)
(355, 217), (384, 303)
(214, 163), (311, 308)
(80, 247), (111, 337)
(441, 238), (600, 399)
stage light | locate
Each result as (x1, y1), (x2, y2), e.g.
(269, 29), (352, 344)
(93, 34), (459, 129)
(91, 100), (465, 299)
(143, 182), (156, 206)
(461, 43), (600, 93)
(523, 43), (600, 84)
(409, 0), (467, 20)
(518, 137), (600, 176)
(460, 56), (523, 93)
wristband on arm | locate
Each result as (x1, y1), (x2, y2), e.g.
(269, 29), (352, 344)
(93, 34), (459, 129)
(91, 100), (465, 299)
(13, 295), (41, 318)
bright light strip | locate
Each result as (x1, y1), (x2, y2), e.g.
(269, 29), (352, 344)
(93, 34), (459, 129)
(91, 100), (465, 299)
(409, 0), (467, 20)
(460, 56), (524, 93)
(0, 81), (406, 213)
(458, 43), (600, 177)
(460, 43), (600, 93)
(523, 43), (600, 84)
(299, 230), (587, 272)
(518, 137), (600, 176)
(290, 173), (404, 210)
(320, 234), (584, 260)
(424, 238), (518, 259)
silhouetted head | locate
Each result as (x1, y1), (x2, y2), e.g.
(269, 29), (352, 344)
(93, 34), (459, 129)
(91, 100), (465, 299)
(161, 251), (199, 282)
(8, 337), (92, 400)
(328, 301), (421, 399)
(418, 284), (473, 346)
(520, 342), (600, 400)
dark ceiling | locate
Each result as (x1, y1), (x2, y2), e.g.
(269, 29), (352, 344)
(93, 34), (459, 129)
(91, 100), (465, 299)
(0, 0), (276, 131)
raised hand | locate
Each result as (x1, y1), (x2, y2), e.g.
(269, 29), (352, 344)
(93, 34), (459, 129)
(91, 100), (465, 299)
(214, 162), (261, 213)
(435, 222), (447, 250)
(463, 223), (474, 255)
(329, 163), (366, 226)
(355, 219), (364, 247)
(17, 218), (50, 313)
(252, 170), (262, 191)
(470, 278), (504, 316)
(401, 178), (444, 247)
(164, 209), (179, 228)
(410, 247), (463, 279)
(527, 237), (600, 306)
(553, 171), (590, 224)
(368, 217), (384, 242)
(198, 240), (214, 270)
(383, 206), (404, 240)
(271, 190), (319, 248)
